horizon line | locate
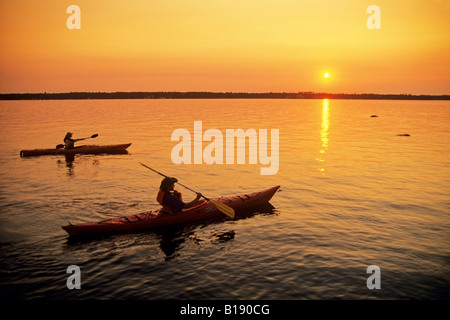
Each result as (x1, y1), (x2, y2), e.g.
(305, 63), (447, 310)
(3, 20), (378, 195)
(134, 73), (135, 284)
(1, 91), (449, 101)
(1, 90), (449, 95)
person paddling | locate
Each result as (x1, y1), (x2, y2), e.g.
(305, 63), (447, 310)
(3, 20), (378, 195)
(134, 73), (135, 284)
(157, 177), (202, 213)
(63, 132), (84, 149)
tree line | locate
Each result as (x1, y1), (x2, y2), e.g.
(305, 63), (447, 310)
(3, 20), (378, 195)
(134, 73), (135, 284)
(1, 92), (448, 100)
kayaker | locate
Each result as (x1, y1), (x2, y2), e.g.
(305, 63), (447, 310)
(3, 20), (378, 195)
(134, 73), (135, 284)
(63, 132), (83, 149)
(157, 177), (202, 213)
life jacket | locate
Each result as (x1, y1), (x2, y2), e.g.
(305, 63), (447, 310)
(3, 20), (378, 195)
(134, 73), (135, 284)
(157, 190), (182, 212)
(64, 138), (74, 149)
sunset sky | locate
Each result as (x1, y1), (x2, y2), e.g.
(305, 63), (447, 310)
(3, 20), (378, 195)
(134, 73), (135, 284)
(0, 0), (449, 94)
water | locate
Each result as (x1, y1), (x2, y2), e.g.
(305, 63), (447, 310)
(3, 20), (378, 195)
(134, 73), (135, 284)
(0, 99), (449, 300)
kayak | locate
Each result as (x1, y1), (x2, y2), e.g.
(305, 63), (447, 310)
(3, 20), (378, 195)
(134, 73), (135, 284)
(63, 185), (280, 237)
(62, 185), (280, 237)
(20, 143), (131, 157)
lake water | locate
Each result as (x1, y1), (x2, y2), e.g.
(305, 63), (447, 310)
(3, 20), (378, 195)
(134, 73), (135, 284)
(0, 99), (449, 301)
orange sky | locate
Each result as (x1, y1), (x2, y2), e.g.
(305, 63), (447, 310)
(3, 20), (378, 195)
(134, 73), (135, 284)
(0, 0), (449, 94)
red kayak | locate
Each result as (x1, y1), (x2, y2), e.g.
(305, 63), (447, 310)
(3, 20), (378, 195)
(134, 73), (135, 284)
(62, 185), (280, 237)
(20, 143), (131, 157)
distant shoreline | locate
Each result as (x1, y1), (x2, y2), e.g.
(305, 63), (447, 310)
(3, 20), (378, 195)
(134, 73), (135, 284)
(1, 92), (449, 100)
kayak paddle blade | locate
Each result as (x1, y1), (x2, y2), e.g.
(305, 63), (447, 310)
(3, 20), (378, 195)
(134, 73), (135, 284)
(210, 200), (235, 219)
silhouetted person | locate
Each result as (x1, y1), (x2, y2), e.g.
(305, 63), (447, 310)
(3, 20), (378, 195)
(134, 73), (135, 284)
(156, 177), (202, 213)
(63, 132), (83, 149)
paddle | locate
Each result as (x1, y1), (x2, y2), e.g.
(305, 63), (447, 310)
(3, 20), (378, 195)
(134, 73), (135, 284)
(139, 162), (235, 219)
(56, 134), (99, 149)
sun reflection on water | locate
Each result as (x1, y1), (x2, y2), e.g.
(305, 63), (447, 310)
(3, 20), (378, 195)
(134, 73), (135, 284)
(317, 99), (330, 174)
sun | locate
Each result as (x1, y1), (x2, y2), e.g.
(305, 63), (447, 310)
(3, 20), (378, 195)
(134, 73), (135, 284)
(324, 72), (330, 78)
